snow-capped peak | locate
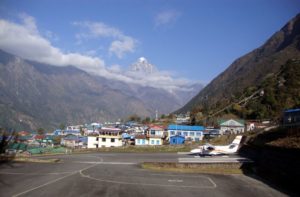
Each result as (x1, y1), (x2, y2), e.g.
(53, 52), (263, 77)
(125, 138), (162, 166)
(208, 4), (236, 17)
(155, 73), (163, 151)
(138, 57), (147, 63)
(130, 57), (156, 74)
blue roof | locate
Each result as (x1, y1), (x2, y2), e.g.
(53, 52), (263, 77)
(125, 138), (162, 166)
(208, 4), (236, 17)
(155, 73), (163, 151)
(285, 108), (300, 113)
(168, 125), (205, 131)
(63, 135), (87, 142)
(64, 130), (80, 134)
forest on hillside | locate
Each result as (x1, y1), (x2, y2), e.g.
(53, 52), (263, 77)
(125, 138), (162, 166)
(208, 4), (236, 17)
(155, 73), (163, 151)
(190, 59), (300, 124)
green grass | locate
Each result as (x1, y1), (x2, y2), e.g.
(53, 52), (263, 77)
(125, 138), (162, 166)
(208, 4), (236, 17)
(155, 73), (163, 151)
(141, 162), (244, 174)
(0, 156), (60, 163)
(13, 157), (60, 163)
(73, 145), (193, 153)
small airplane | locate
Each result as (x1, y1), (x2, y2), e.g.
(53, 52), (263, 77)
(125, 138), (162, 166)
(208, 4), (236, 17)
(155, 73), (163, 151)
(190, 135), (243, 156)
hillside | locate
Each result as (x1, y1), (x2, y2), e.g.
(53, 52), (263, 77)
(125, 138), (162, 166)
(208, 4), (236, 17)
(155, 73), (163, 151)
(178, 13), (300, 117)
(0, 48), (204, 131)
(238, 59), (300, 119)
(0, 50), (153, 130)
(196, 59), (300, 121)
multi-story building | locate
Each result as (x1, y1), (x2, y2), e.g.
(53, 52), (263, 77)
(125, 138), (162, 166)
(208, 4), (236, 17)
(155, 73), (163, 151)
(167, 125), (205, 142)
(97, 128), (123, 148)
(87, 127), (123, 148)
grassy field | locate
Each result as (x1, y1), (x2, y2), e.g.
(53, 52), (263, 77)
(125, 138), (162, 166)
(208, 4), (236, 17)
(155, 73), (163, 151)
(73, 145), (193, 153)
(141, 162), (245, 174)
(0, 156), (60, 163)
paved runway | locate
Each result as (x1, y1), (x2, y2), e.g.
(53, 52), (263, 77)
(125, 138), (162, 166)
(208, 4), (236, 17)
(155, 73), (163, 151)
(0, 153), (286, 197)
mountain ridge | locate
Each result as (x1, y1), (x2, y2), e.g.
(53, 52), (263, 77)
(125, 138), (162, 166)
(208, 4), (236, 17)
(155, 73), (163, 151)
(0, 50), (202, 130)
(177, 13), (300, 115)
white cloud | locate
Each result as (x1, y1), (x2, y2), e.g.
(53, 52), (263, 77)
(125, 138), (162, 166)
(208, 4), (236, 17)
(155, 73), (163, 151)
(74, 21), (137, 58)
(108, 64), (122, 73)
(0, 14), (192, 92)
(0, 15), (105, 75)
(155, 10), (181, 27)
(125, 69), (191, 91)
(109, 36), (136, 58)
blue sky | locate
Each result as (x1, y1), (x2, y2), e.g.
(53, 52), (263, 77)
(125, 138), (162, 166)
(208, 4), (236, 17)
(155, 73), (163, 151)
(0, 0), (299, 89)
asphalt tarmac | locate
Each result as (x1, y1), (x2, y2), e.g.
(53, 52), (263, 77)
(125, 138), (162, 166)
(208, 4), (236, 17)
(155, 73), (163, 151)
(0, 153), (287, 197)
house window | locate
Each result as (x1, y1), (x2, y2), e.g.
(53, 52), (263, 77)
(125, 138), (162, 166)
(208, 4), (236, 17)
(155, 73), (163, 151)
(150, 130), (156, 135)
(196, 132), (201, 136)
(170, 131), (175, 135)
(183, 132), (188, 136)
(142, 139), (145, 144)
(189, 132), (195, 136)
(195, 138), (200, 141)
(102, 138), (106, 142)
(151, 140), (154, 144)
(177, 131), (182, 136)
(137, 139), (141, 144)
(156, 140), (160, 145)
(111, 138), (115, 143)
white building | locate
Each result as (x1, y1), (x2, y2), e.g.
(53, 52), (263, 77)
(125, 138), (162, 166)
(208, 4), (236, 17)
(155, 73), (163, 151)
(219, 119), (245, 135)
(135, 135), (149, 146)
(97, 128), (122, 148)
(147, 126), (165, 138)
(86, 128), (123, 148)
(149, 136), (163, 145)
(87, 136), (98, 148)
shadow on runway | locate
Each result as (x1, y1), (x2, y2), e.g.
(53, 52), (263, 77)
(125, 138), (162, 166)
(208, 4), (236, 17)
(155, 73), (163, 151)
(239, 142), (299, 196)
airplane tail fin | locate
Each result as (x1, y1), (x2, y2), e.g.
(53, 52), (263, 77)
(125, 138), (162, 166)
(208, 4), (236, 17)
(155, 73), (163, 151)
(232, 135), (243, 145)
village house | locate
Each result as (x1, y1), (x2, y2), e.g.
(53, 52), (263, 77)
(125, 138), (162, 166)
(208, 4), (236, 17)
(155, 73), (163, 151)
(83, 123), (102, 135)
(61, 134), (87, 148)
(219, 119), (245, 135)
(135, 135), (149, 146)
(96, 127), (123, 148)
(169, 135), (185, 145)
(147, 126), (166, 145)
(167, 125), (205, 142)
(147, 126), (165, 138)
(175, 112), (191, 124)
(149, 136), (163, 145)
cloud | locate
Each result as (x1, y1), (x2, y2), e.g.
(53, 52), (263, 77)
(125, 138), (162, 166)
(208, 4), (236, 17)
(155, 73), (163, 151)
(155, 10), (181, 27)
(74, 21), (137, 58)
(0, 14), (105, 75)
(0, 14), (193, 92)
(109, 36), (136, 58)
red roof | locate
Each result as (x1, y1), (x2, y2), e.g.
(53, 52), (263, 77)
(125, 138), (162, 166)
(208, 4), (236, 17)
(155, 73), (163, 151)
(34, 135), (45, 140)
(149, 125), (165, 130)
(135, 135), (147, 139)
(18, 131), (30, 136)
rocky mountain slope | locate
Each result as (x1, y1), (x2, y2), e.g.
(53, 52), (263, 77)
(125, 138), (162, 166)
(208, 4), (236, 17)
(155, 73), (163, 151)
(177, 13), (300, 116)
(0, 50), (202, 130)
(0, 50), (150, 130)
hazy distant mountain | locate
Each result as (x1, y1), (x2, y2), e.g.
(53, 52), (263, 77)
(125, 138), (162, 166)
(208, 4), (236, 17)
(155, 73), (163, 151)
(96, 57), (203, 115)
(0, 51), (202, 130)
(0, 50), (153, 130)
(177, 13), (300, 114)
